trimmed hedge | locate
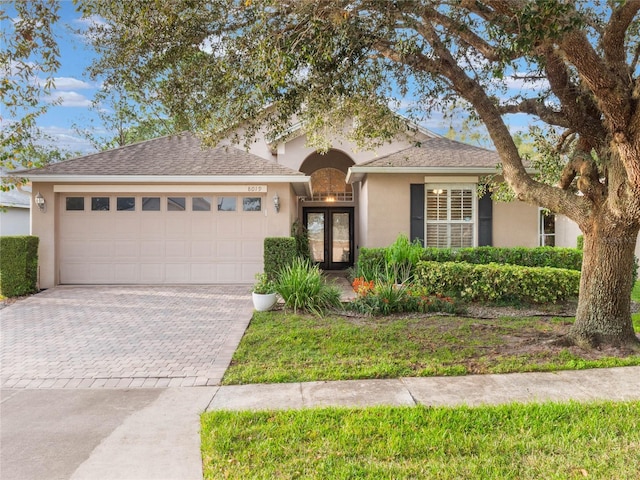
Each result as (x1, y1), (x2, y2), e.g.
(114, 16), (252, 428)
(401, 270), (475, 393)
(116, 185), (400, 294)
(264, 237), (297, 280)
(415, 260), (580, 304)
(356, 246), (583, 280)
(0, 236), (39, 297)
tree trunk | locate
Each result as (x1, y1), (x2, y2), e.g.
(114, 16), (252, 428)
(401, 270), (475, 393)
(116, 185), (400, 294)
(571, 224), (640, 348)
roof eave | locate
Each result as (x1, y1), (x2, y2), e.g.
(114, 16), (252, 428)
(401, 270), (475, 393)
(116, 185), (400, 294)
(27, 174), (310, 184)
(27, 174), (312, 197)
(346, 166), (500, 183)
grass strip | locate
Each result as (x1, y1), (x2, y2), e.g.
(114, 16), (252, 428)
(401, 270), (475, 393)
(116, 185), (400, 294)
(201, 401), (640, 479)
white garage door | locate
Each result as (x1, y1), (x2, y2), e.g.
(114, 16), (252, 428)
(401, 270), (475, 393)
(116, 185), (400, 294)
(59, 193), (267, 284)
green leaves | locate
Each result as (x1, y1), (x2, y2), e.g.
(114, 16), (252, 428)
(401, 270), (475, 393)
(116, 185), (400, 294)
(1, 0), (62, 173)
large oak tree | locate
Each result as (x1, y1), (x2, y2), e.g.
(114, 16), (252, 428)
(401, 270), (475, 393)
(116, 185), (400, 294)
(74, 1), (640, 347)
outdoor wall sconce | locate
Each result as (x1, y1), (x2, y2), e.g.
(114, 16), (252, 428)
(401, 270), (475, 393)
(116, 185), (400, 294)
(35, 192), (46, 212)
(273, 193), (280, 213)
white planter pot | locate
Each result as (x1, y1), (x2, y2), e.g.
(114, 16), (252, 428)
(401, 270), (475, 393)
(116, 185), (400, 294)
(252, 292), (277, 311)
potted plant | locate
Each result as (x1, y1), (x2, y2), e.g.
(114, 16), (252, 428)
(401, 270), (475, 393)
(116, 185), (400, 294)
(252, 273), (277, 311)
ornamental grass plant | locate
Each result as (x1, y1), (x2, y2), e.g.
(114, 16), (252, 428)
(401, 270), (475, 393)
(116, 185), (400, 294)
(275, 257), (341, 315)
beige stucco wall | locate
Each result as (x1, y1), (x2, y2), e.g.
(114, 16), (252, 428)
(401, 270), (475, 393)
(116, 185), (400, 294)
(359, 176), (542, 249)
(249, 124), (432, 172)
(359, 173), (426, 248)
(556, 214), (640, 258)
(492, 200), (539, 247)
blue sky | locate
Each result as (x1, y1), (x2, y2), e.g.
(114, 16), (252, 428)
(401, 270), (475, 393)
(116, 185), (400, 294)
(32, 1), (102, 154)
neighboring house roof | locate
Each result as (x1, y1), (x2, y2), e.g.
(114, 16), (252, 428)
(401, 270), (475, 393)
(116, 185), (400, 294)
(0, 168), (31, 209)
(347, 137), (501, 182)
(0, 187), (31, 209)
(19, 132), (310, 195)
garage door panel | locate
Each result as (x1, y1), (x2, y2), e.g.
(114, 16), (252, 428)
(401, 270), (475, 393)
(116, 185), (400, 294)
(61, 263), (92, 284)
(115, 240), (139, 257)
(191, 217), (215, 234)
(114, 263), (138, 283)
(217, 263), (241, 283)
(241, 240), (263, 260)
(140, 264), (164, 282)
(85, 215), (115, 234)
(165, 217), (191, 237)
(113, 215), (139, 234)
(216, 218), (241, 237)
(191, 264), (215, 283)
(89, 263), (115, 283)
(140, 216), (165, 234)
(242, 263), (261, 283)
(140, 241), (164, 257)
(165, 240), (189, 257)
(241, 217), (266, 236)
(165, 264), (190, 283)
(60, 194), (267, 284)
(217, 240), (240, 257)
(192, 240), (213, 257)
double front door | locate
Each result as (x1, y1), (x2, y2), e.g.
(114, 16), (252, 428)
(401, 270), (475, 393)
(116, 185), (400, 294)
(303, 207), (354, 270)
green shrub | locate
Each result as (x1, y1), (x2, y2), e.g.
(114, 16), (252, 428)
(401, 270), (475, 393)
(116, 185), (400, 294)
(415, 261), (580, 304)
(0, 236), (39, 297)
(275, 257), (342, 315)
(355, 247), (386, 281)
(356, 245), (584, 286)
(348, 278), (464, 316)
(384, 234), (424, 284)
(421, 246), (583, 271)
(576, 235), (584, 250)
(291, 220), (311, 260)
(264, 237), (297, 280)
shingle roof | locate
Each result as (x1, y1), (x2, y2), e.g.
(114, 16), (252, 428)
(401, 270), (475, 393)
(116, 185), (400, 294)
(21, 132), (305, 177)
(359, 137), (500, 168)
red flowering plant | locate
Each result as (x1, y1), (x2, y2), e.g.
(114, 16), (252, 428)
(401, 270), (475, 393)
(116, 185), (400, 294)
(352, 277), (375, 297)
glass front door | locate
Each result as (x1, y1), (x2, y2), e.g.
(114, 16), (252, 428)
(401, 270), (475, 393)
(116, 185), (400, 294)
(304, 207), (354, 270)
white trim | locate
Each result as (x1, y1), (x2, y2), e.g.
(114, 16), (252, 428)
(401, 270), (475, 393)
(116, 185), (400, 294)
(346, 167), (496, 183)
(424, 175), (479, 183)
(29, 175), (309, 184)
(54, 184), (269, 193)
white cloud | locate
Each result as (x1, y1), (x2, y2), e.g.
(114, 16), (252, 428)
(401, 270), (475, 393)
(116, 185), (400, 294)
(53, 77), (92, 90)
(47, 91), (93, 108)
(503, 75), (549, 92)
(39, 126), (97, 155)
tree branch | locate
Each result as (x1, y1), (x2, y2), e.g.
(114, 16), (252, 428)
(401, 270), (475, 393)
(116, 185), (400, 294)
(541, 47), (607, 144)
(559, 29), (633, 133)
(602, 1), (640, 67)
(497, 99), (571, 128)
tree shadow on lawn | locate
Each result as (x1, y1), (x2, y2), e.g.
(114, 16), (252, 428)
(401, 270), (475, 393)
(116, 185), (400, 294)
(342, 299), (640, 373)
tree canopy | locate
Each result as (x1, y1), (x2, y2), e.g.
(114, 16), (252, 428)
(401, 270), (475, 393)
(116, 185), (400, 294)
(1, 0), (61, 173)
(8, 0), (640, 347)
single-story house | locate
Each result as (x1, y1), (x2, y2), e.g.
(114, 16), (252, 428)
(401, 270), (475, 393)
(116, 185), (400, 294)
(20, 125), (639, 288)
(0, 183), (31, 236)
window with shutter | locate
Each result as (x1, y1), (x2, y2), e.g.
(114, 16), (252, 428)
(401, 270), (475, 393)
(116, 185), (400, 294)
(425, 185), (476, 248)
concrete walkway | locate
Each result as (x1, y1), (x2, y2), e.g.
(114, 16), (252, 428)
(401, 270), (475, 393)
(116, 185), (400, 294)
(207, 366), (640, 411)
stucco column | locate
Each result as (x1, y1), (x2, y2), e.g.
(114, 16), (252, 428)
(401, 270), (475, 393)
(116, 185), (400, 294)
(31, 182), (56, 289)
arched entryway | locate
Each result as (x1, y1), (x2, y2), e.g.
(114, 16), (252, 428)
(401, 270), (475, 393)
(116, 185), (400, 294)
(300, 150), (356, 270)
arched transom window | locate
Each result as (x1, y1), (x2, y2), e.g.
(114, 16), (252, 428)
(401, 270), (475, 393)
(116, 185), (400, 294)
(310, 168), (353, 202)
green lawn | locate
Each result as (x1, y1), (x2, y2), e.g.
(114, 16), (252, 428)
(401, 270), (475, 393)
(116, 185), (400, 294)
(205, 284), (640, 479)
(201, 401), (640, 479)
(222, 310), (640, 385)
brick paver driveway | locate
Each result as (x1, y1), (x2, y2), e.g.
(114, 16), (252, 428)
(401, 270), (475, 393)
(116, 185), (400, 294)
(0, 285), (253, 388)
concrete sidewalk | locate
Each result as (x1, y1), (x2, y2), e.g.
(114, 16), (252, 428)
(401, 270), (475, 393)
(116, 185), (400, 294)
(207, 366), (640, 411)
